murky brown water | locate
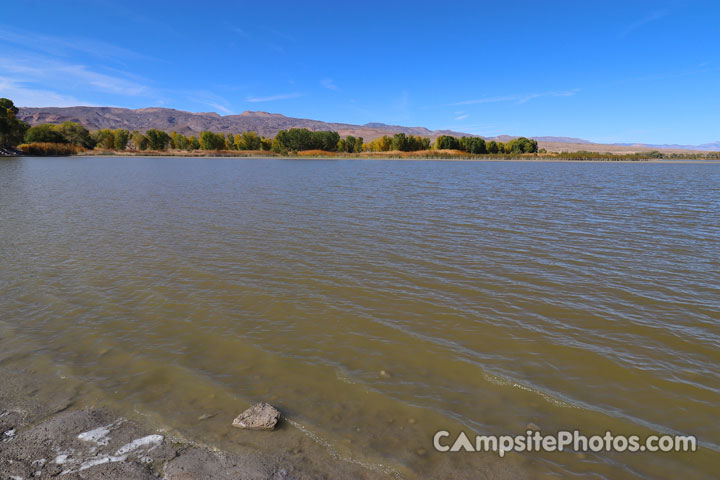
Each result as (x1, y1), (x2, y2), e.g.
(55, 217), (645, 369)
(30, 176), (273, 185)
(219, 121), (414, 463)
(1, 156), (718, 479)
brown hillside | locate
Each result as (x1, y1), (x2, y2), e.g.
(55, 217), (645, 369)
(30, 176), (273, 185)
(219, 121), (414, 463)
(16, 106), (470, 141)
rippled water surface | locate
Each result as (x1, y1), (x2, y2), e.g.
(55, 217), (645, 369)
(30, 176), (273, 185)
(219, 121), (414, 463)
(1, 157), (718, 479)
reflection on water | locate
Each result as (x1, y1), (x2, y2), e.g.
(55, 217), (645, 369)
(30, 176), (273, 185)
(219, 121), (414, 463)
(1, 157), (718, 479)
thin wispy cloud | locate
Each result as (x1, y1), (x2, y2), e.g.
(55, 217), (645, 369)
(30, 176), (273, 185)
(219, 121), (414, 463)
(618, 10), (668, 38)
(455, 113), (469, 121)
(443, 123), (503, 135)
(230, 26), (249, 37)
(450, 89), (579, 106)
(1, 55), (149, 96)
(179, 89), (234, 113)
(0, 26), (155, 63)
(0, 50), (239, 112)
(0, 77), (91, 107)
(321, 78), (339, 91)
(208, 103), (233, 114)
(245, 92), (303, 102)
(268, 28), (296, 43)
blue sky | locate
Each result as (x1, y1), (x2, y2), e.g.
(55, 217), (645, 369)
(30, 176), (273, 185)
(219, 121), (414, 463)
(1, 0), (718, 144)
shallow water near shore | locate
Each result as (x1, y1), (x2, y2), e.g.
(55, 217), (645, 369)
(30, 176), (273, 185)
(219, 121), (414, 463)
(1, 156), (718, 479)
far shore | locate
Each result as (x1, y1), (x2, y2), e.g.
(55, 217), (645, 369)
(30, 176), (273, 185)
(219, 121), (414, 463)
(65, 149), (720, 163)
(66, 148), (718, 162)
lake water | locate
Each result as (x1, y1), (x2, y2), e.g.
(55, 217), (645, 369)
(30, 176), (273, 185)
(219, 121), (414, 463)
(1, 156), (718, 479)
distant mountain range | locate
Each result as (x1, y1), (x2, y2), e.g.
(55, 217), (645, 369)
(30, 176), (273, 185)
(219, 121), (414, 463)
(17, 106), (470, 142)
(610, 141), (720, 152)
(16, 106), (720, 151)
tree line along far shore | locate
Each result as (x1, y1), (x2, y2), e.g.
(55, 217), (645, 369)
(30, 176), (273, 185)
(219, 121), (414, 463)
(2, 97), (539, 156)
(3, 98), (719, 160)
(16, 122), (540, 155)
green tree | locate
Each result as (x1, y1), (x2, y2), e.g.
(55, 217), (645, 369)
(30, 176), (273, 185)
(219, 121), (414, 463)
(25, 124), (66, 144)
(260, 136), (272, 151)
(435, 135), (460, 150)
(271, 138), (284, 154)
(270, 129), (344, 153)
(199, 130), (225, 150)
(199, 131), (213, 150)
(345, 135), (357, 153)
(92, 129), (116, 149)
(132, 131), (149, 150)
(519, 137), (538, 153)
(146, 129), (170, 150)
(114, 129), (130, 150)
(56, 121), (94, 148)
(275, 128), (314, 151)
(415, 135), (424, 150)
(313, 131), (340, 151)
(170, 131), (188, 150)
(239, 131), (261, 150)
(344, 135), (365, 152)
(234, 133), (246, 150)
(188, 136), (200, 150)
(0, 98), (30, 149)
(405, 135), (429, 151)
(391, 133), (409, 151)
(459, 136), (486, 154)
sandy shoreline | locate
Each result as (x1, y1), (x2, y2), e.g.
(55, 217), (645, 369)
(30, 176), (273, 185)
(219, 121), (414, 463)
(0, 358), (530, 480)
(0, 363), (387, 480)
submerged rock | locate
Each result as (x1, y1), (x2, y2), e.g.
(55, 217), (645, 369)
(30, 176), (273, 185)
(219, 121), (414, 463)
(526, 422), (541, 432)
(232, 403), (281, 430)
